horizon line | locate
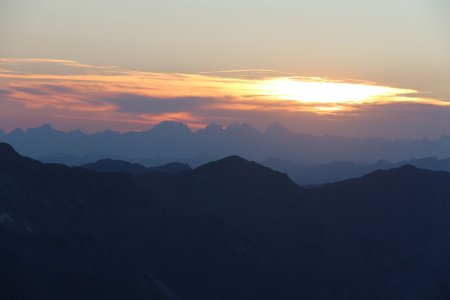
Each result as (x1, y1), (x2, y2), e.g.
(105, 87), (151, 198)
(1, 121), (449, 142)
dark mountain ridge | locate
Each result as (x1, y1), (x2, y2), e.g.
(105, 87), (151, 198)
(0, 143), (285, 300)
(81, 159), (191, 175)
(265, 156), (450, 185)
(2, 142), (450, 299)
(300, 164), (450, 299)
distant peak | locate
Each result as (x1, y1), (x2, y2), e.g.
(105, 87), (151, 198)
(26, 124), (55, 134)
(225, 123), (260, 135)
(410, 157), (439, 163)
(82, 158), (147, 174)
(195, 155), (249, 172)
(151, 121), (192, 134)
(193, 155), (298, 187)
(86, 158), (141, 167)
(9, 128), (25, 135)
(368, 164), (423, 178)
(40, 123), (53, 129)
(394, 164), (420, 171)
(205, 123), (223, 131)
(153, 121), (187, 127)
(265, 122), (289, 135)
(99, 129), (120, 136)
(68, 129), (86, 136)
(267, 121), (285, 129)
(218, 155), (249, 164)
(95, 158), (123, 163)
(34, 124), (53, 130)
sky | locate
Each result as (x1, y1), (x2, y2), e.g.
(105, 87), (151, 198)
(0, 0), (449, 138)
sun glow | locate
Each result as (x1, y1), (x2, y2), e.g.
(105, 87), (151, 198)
(258, 78), (416, 104)
(1, 58), (448, 129)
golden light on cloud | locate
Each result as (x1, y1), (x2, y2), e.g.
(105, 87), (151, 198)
(0, 58), (449, 131)
(258, 78), (415, 104)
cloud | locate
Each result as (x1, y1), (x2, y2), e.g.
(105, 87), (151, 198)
(0, 89), (10, 96)
(0, 58), (449, 137)
(106, 94), (224, 114)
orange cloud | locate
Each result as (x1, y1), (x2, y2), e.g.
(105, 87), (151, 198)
(0, 58), (448, 133)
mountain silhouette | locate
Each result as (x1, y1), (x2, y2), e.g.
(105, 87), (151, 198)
(297, 164), (450, 298)
(150, 121), (192, 137)
(0, 142), (20, 159)
(2, 142), (450, 299)
(4, 121), (450, 165)
(0, 142), (42, 171)
(175, 155), (303, 234)
(82, 159), (191, 174)
(0, 143), (284, 300)
(265, 156), (450, 185)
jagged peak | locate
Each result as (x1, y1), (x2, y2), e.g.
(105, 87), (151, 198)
(150, 121), (192, 134)
(26, 124), (55, 134)
(205, 123), (223, 131)
(197, 123), (224, 135)
(67, 129), (86, 136)
(225, 123), (260, 135)
(8, 128), (25, 136)
(96, 129), (121, 136)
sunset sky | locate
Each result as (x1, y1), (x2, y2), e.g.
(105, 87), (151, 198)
(1, 0), (449, 137)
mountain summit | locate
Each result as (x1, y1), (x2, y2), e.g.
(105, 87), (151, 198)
(264, 121), (290, 136)
(149, 121), (192, 136)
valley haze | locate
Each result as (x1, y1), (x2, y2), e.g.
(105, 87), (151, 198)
(5, 121), (450, 185)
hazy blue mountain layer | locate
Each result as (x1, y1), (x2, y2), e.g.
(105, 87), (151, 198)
(3, 122), (450, 166)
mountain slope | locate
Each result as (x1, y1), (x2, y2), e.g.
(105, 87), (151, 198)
(138, 158), (450, 299)
(301, 165), (450, 299)
(0, 143), (285, 300)
(265, 156), (450, 185)
(3, 143), (450, 299)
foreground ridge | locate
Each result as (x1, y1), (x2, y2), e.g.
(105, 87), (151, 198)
(1, 143), (450, 299)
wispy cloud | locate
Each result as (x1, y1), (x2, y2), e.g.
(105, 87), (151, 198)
(0, 58), (448, 136)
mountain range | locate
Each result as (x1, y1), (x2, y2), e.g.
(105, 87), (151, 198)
(81, 156), (450, 186)
(81, 159), (191, 175)
(265, 156), (450, 185)
(1, 142), (450, 299)
(3, 122), (450, 166)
